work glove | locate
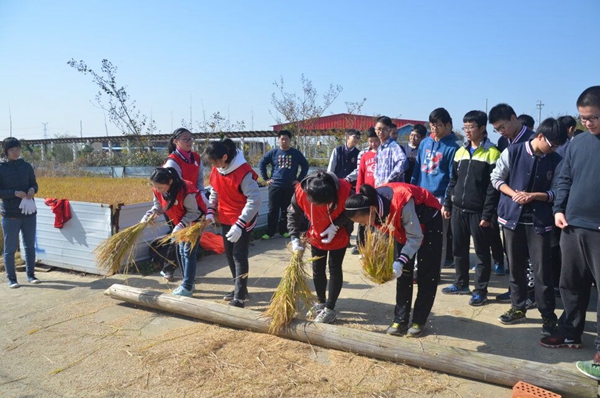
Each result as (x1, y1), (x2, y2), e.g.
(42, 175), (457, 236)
(320, 223), (339, 244)
(19, 198), (27, 214)
(205, 213), (215, 225)
(226, 220), (245, 243)
(392, 254), (409, 279)
(291, 238), (304, 253)
(140, 211), (155, 224)
(169, 223), (184, 244)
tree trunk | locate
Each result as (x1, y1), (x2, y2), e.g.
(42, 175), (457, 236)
(105, 284), (596, 398)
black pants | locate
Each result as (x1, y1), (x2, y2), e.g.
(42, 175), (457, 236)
(451, 210), (492, 295)
(356, 224), (366, 248)
(503, 224), (555, 319)
(222, 224), (251, 300)
(311, 246), (347, 310)
(550, 225), (562, 289)
(394, 212), (443, 326)
(267, 184), (294, 237)
(557, 227), (600, 350)
(489, 215), (505, 265)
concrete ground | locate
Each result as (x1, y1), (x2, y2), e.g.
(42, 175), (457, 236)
(1, 232), (598, 397)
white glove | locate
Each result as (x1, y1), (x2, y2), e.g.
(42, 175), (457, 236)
(20, 198), (36, 215)
(29, 199), (37, 214)
(226, 224), (243, 243)
(205, 213), (215, 225)
(141, 211), (155, 224)
(320, 223), (339, 244)
(19, 198), (26, 214)
(291, 238), (304, 252)
(392, 255), (408, 279)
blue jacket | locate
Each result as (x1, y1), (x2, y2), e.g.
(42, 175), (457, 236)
(258, 147), (309, 188)
(0, 158), (38, 218)
(492, 141), (561, 234)
(410, 133), (459, 199)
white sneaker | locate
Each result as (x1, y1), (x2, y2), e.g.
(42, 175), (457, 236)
(306, 303), (326, 319)
(313, 308), (336, 324)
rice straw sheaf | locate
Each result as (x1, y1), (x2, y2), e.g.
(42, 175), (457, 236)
(157, 216), (211, 252)
(359, 215), (397, 284)
(95, 220), (150, 276)
(264, 240), (318, 334)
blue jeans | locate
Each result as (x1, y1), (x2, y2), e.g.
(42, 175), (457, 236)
(2, 215), (36, 281)
(178, 241), (198, 291)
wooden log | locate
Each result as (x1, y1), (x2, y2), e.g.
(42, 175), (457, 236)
(105, 284), (597, 398)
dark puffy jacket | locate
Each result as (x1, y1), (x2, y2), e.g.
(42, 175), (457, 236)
(0, 158), (38, 218)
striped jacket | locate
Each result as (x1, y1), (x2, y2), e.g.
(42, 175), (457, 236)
(444, 138), (500, 221)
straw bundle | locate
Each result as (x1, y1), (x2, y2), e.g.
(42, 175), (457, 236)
(157, 217), (211, 252)
(264, 240), (317, 334)
(95, 221), (150, 276)
(359, 217), (396, 284)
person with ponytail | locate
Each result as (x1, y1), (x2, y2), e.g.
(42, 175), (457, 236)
(141, 167), (207, 296)
(203, 139), (261, 308)
(159, 128), (206, 281)
(287, 171), (353, 324)
(345, 183), (442, 337)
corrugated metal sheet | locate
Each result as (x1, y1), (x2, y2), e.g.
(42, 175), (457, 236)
(273, 114), (427, 131)
(31, 198), (114, 275)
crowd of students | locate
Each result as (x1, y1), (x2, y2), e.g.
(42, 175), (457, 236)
(3, 85), (600, 380)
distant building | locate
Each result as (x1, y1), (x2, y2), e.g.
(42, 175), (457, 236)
(272, 113), (427, 142)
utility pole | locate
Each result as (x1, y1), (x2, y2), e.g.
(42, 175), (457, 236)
(536, 100), (545, 126)
(8, 105), (12, 137)
(80, 120), (83, 138)
(42, 122), (48, 139)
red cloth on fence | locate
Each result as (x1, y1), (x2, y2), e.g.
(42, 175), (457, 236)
(44, 198), (72, 229)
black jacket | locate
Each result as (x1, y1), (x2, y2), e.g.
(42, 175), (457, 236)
(0, 158), (38, 218)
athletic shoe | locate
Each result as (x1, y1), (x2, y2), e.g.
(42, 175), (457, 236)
(386, 322), (409, 336)
(407, 323), (424, 337)
(306, 303), (326, 320)
(223, 288), (248, 301)
(160, 270), (174, 281)
(496, 290), (511, 303)
(441, 284), (471, 295)
(229, 299), (244, 308)
(493, 263), (506, 276)
(8, 279), (20, 289)
(261, 234), (272, 240)
(539, 334), (583, 349)
(469, 294), (488, 306)
(541, 317), (558, 337)
(172, 285), (193, 297)
(27, 276), (41, 284)
(498, 309), (526, 324)
(313, 308), (336, 324)
(351, 246), (360, 255)
(282, 232), (290, 238)
(576, 354), (600, 380)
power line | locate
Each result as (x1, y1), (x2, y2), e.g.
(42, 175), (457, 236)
(536, 100), (545, 125)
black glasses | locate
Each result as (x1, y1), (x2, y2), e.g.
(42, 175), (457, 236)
(579, 115), (600, 124)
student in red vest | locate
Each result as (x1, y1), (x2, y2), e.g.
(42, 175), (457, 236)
(141, 167), (207, 297)
(287, 171), (353, 324)
(344, 183), (442, 337)
(203, 139), (261, 308)
(159, 127), (207, 281)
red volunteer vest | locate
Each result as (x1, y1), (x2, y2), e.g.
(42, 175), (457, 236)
(380, 183), (440, 244)
(295, 178), (352, 250)
(153, 181), (206, 225)
(356, 150), (376, 193)
(166, 151), (201, 187)
(209, 163), (258, 226)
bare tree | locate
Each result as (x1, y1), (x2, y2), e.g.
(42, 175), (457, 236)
(67, 58), (155, 136)
(270, 74), (343, 154)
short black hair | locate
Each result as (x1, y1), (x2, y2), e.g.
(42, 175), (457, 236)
(346, 129), (361, 138)
(537, 117), (568, 146)
(277, 130), (292, 139)
(557, 115), (577, 130)
(2, 137), (21, 157)
(489, 103), (516, 124)
(367, 127), (377, 138)
(375, 116), (393, 128)
(429, 108), (452, 125)
(577, 86), (600, 109)
(463, 110), (487, 127)
(517, 114), (535, 129)
(410, 124), (427, 138)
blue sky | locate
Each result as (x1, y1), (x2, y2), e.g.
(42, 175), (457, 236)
(0, 0), (598, 141)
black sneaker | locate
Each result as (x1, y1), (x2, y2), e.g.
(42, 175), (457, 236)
(541, 317), (558, 337)
(385, 322), (409, 336)
(498, 308), (526, 324)
(228, 299), (244, 308)
(27, 276), (41, 284)
(351, 246), (360, 255)
(8, 279), (20, 289)
(540, 334), (583, 349)
(469, 294), (488, 306)
(223, 290), (235, 301)
(496, 290), (511, 303)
